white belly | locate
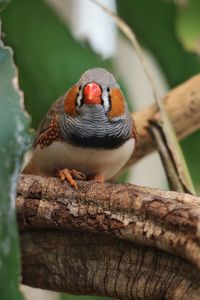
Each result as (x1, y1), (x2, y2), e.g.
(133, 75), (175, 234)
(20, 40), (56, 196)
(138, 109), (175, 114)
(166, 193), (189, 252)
(32, 139), (135, 180)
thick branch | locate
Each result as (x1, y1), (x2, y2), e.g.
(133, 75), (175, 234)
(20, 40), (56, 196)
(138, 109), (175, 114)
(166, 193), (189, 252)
(21, 231), (200, 300)
(130, 74), (200, 165)
(17, 175), (200, 299)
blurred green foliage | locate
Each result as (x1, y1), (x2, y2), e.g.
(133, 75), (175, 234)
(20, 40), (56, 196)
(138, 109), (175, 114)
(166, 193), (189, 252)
(117, 0), (200, 87)
(176, 0), (200, 55)
(1, 0), (200, 299)
(0, 0), (10, 12)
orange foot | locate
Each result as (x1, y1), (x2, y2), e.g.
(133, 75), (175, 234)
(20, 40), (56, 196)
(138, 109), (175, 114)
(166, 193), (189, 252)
(92, 174), (105, 183)
(57, 168), (86, 189)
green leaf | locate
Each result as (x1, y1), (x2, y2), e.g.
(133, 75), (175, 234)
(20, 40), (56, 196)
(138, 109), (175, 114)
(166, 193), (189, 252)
(0, 2), (31, 299)
(176, 0), (200, 55)
(0, 36), (30, 300)
(1, 0), (111, 128)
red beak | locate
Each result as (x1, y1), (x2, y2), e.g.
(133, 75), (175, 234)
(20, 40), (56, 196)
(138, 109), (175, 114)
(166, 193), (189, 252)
(83, 82), (102, 105)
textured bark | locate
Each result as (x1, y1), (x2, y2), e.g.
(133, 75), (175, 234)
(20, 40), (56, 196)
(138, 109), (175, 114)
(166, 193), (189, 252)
(21, 231), (200, 300)
(17, 175), (200, 299)
(129, 74), (200, 165)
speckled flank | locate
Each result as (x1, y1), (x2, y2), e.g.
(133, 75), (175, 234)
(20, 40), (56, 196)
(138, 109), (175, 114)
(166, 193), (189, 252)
(35, 115), (61, 148)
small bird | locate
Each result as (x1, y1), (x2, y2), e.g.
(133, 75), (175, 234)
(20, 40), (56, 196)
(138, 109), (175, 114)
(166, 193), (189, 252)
(24, 68), (136, 188)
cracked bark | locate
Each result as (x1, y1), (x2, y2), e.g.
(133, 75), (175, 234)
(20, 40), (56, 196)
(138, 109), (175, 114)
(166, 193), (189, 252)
(17, 175), (200, 299)
(18, 75), (200, 299)
(21, 231), (200, 300)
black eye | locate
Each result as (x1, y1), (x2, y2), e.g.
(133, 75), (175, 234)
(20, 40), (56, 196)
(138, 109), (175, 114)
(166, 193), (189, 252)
(107, 87), (110, 92)
(79, 85), (81, 91)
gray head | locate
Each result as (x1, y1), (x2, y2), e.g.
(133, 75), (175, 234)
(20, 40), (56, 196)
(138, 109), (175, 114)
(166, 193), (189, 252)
(60, 68), (133, 149)
(79, 68), (118, 89)
(76, 68), (119, 115)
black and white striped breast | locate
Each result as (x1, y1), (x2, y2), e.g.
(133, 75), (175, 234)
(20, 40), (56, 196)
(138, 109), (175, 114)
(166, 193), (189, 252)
(60, 105), (133, 149)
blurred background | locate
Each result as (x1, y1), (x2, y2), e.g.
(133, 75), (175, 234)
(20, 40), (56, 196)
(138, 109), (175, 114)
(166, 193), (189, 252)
(1, 0), (200, 299)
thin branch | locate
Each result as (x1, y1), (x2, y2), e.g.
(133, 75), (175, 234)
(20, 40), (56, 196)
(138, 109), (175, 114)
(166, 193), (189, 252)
(148, 120), (185, 192)
(17, 174), (200, 299)
(148, 120), (194, 193)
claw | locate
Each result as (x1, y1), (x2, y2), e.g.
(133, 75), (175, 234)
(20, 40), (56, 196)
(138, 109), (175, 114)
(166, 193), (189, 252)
(92, 174), (105, 183)
(57, 169), (104, 188)
(70, 169), (87, 180)
(57, 168), (86, 189)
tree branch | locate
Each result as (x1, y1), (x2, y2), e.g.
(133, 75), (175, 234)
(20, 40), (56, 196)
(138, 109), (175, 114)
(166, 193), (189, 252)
(17, 175), (200, 299)
(129, 74), (200, 165)
(21, 231), (200, 300)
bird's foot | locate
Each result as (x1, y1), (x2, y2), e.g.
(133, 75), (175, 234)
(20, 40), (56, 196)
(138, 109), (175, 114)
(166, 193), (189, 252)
(56, 168), (86, 189)
(91, 174), (105, 183)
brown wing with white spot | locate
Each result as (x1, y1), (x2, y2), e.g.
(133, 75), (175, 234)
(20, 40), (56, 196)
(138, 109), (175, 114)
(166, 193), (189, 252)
(34, 96), (63, 148)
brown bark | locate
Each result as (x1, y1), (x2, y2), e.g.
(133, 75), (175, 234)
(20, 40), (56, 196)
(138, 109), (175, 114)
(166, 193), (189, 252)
(17, 175), (200, 299)
(21, 231), (200, 300)
(129, 74), (200, 165)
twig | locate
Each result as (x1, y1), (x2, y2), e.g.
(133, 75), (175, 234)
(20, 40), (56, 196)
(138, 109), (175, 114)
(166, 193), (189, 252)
(148, 120), (185, 192)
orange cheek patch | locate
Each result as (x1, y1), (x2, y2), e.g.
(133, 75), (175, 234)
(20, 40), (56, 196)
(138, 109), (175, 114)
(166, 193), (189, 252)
(64, 85), (79, 116)
(109, 88), (125, 118)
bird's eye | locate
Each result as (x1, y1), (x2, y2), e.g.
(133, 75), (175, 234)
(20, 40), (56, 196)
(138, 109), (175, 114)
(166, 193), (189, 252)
(79, 85), (81, 91)
(107, 87), (110, 93)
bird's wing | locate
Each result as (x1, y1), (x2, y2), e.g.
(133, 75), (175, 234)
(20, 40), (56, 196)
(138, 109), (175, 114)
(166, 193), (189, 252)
(23, 96), (64, 175)
(34, 96), (64, 148)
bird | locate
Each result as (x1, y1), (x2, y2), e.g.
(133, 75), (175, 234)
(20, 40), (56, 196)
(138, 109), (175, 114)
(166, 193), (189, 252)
(23, 68), (137, 188)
